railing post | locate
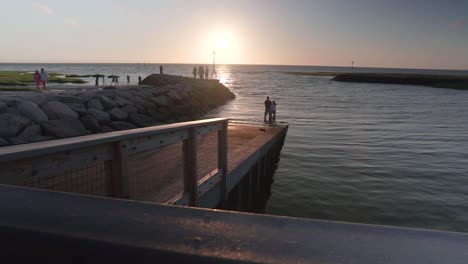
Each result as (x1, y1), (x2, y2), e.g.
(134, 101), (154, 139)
(110, 141), (130, 199)
(218, 120), (228, 201)
(183, 128), (198, 206)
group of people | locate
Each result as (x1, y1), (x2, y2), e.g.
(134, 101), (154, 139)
(94, 74), (143, 86)
(33, 68), (48, 92)
(264, 96), (277, 123)
(192, 65), (212, 79)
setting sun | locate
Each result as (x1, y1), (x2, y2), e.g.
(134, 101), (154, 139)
(211, 30), (233, 50)
(201, 29), (242, 64)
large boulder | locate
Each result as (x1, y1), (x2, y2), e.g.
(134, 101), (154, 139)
(0, 114), (31, 137)
(167, 91), (183, 102)
(80, 115), (102, 133)
(0, 138), (9, 147)
(18, 124), (42, 142)
(114, 96), (133, 107)
(18, 101), (48, 123)
(99, 96), (117, 110)
(40, 119), (89, 138)
(109, 121), (138, 131)
(27, 95), (47, 107)
(87, 98), (104, 110)
(129, 113), (154, 127)
(7, 137), (28, 145)
(41, 101), (79, 120)
(101, 126), (114, 133)
(108, 107), (128, 121)
(148, 109), (169, 121)
(0, 102), (8, 114)
(121, 105), (138, 114)
(150, 95), (173, 107)
(66, 103), (87, 116)
(55, 95), (81, 104)
(87, 108), (111, 124)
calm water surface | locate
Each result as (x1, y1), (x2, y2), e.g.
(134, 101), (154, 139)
(2, 63), (468, 232)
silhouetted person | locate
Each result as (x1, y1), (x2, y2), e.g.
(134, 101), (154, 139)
(192, 66), (197, 78)
(127, 75), (130, 85)
(205, 65), (209, 79)
(199, 65), (204, 79)
(271, 101), (277, 121)
(95, 75), (99, 86)
(160, 65), (163, 74)
(138, 75), (142, 84)
(264, 96), (271, 122)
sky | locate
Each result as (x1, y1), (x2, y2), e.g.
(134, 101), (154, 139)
(0, 0), (467, 69)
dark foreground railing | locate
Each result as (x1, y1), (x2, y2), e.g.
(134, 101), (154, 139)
(1, 184), (467, 263)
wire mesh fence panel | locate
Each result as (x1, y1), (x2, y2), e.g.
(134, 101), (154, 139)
(128, 142), (184, 203)
(21, 161), (109, 197)
(197, 132), (219, 180)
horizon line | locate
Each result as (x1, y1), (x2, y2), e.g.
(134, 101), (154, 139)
(0, 62), (467, 72)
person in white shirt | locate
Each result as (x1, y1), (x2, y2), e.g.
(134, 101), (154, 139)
(271, 101), (277, 122)
(40, 68), (48, 91)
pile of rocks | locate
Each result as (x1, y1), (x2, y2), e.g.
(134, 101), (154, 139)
(0, 74), (235, 147)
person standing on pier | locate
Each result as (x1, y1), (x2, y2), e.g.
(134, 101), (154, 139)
(205, 65), (209, 79)
(138, 75), (142, 84)
(192, 66), (197, 78)
(160, 65), (164, 74)
(127, 75), (130, 85)
(264, 96), (272, 122)
(271, 101), (277, 122)
(199, 65), (205, 79)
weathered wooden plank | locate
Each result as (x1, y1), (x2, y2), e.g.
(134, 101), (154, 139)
(124, 130), (189, 155)
(110, 142), (130, 199)
(183, 128), (198, 206)
(218, 121), (228, 200)
(195, 123), (223, 136)
(0, 144), (113, 186)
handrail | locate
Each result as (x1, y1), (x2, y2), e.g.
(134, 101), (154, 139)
(0, 118), (229, 206)
(0, 117), (228, 162)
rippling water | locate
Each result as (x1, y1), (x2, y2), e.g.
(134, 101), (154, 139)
(2, 63), (468, 232)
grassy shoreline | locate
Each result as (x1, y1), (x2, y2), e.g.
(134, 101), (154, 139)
(0, 71), (87, 87)
(285, 72), (468, 90)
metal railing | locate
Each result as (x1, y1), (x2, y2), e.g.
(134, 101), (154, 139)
(0, 118), (228, 206)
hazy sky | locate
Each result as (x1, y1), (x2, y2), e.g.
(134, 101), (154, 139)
(1, 0), (467, 69)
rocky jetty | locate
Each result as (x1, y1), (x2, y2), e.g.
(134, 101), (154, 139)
(0, 74), (235, 147)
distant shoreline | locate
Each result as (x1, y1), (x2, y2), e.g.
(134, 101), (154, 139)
(285, 72), (468, 90)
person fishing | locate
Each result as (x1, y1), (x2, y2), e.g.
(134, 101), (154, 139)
(264, 96), (272, 122)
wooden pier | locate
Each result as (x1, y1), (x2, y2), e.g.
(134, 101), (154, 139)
(0, 118), (288, 209)
(1, 118), (468, 263)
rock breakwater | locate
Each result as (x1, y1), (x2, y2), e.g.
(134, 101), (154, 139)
(0, 74), (235, 147)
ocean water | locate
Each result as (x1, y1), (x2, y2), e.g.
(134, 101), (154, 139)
(2, 63), (468, 232)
